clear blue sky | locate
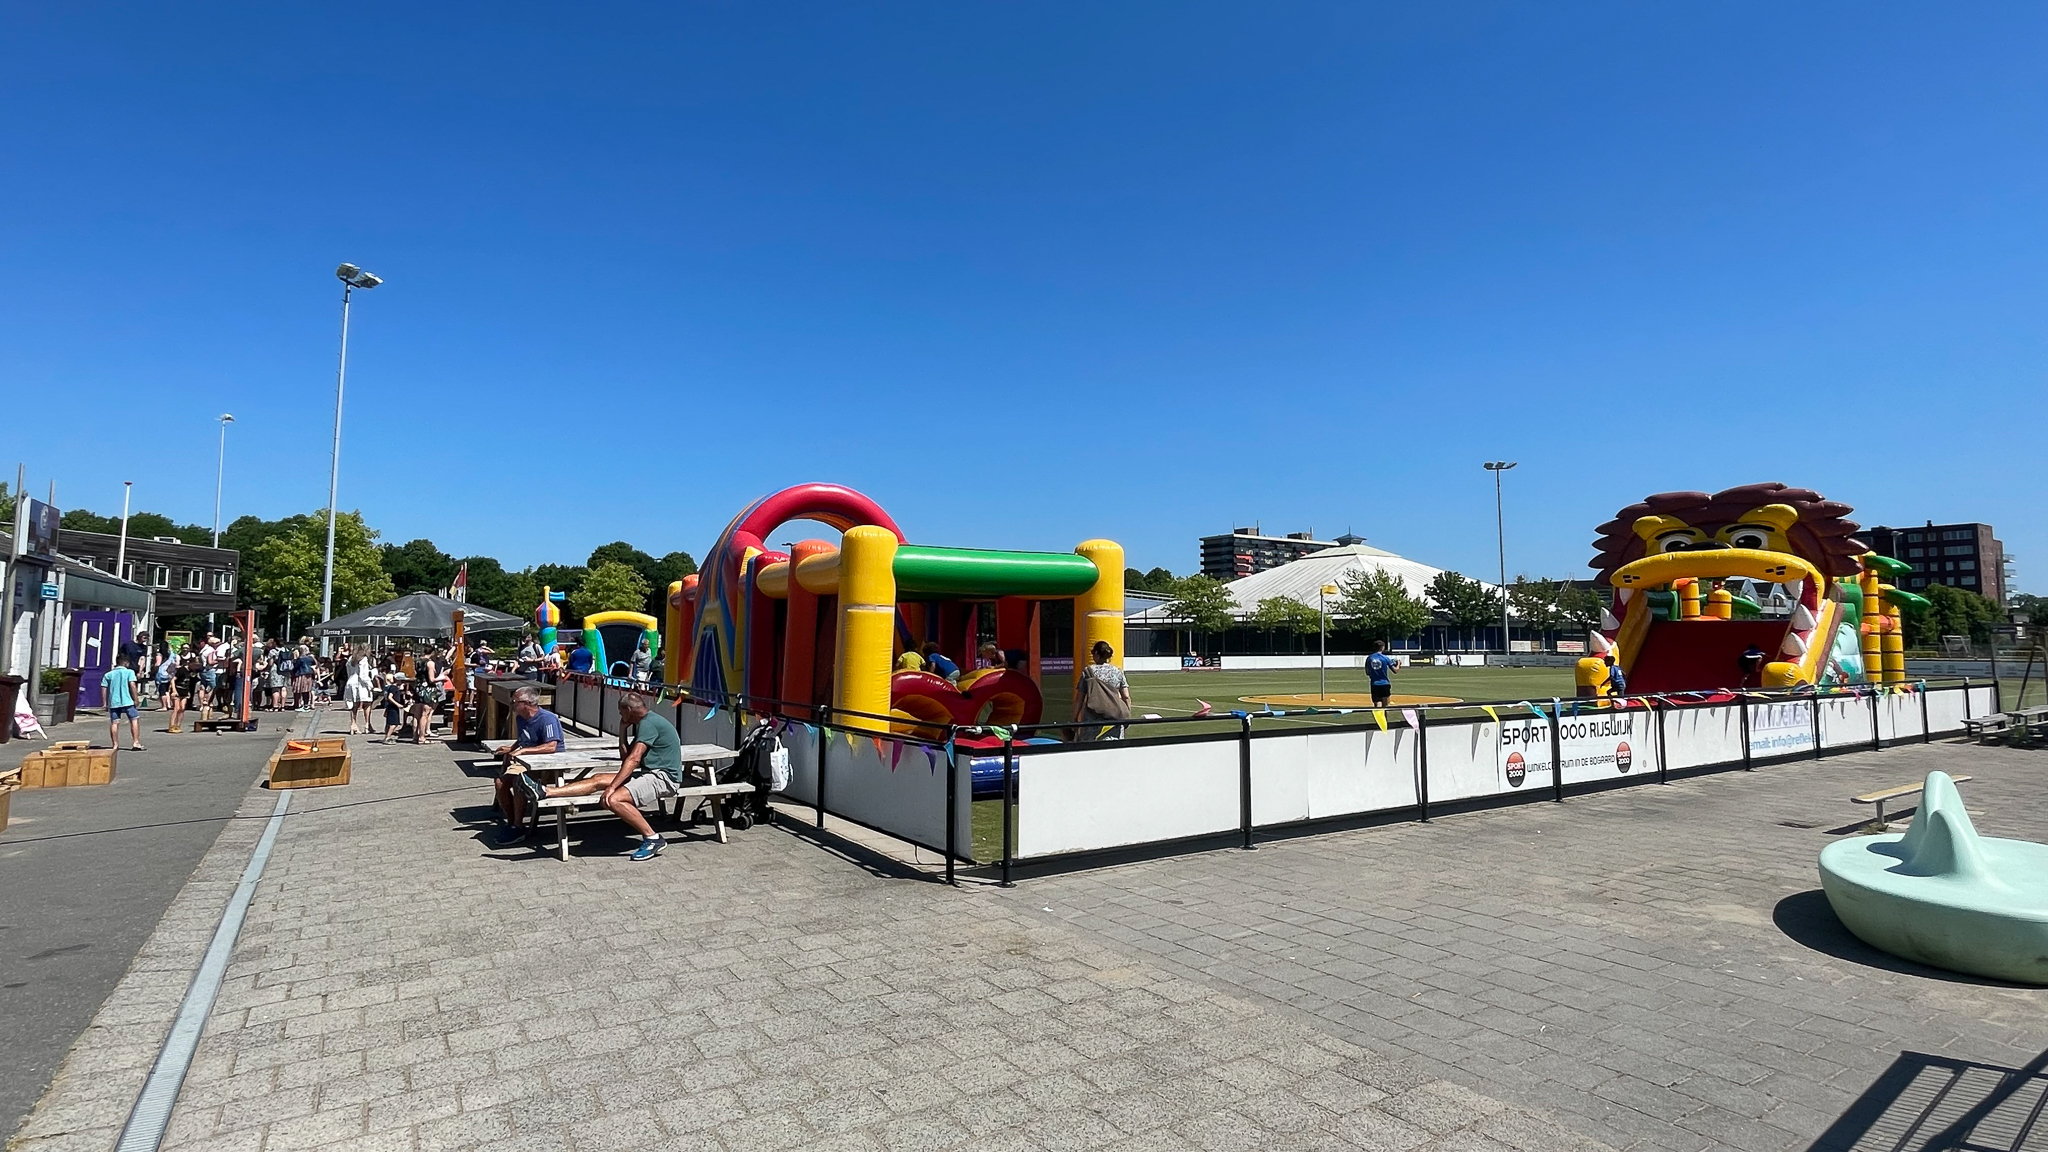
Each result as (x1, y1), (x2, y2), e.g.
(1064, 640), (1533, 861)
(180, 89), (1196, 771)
(3, 3), (2042, 589)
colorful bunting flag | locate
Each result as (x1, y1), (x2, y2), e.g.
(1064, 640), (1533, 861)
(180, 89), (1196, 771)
(1479, 705), (1499, 722)
(1401, 708), (1420, 731)
(1372, 709), (1387, 731)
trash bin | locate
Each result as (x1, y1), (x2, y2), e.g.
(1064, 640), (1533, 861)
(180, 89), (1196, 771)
(0, 675), (22, 743)
(58, 668), (82, 726)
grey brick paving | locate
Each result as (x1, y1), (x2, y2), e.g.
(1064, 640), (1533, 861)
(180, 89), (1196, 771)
(25, 718), (2036, 1152)
(1014, 741), (2048, 1151)
(13, 711), (1612, 1152)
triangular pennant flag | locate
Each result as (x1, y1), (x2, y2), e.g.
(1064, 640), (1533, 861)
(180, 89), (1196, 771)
(1372, 709), (1387, 731)
(1520, 700), (1545, 721)
(1480, 705), (1499, 722)
(890, 741), (904, 770)
(1401, 708), (1421, 731)
(703, 704), (719, 721)
(925, 746), (939, 773)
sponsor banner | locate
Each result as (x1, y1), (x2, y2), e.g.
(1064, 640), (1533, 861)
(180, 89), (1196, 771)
(1746, 700), (1815, 757)
(1496, 710), (1642, 789)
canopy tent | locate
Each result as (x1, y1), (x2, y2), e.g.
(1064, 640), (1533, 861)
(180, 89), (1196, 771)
(314, 593), (525, 638)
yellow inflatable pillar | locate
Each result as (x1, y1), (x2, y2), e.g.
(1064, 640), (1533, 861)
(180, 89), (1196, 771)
(1677, 578), (1701, 620)
(1073, 540), (1125, 690)
(1705, 582), (1732, 620)
(834, 525), (899, 732)
(663, 580), (685, 684)
(1858, 571), (1883, 683)
(1881, 595), (1906, 684)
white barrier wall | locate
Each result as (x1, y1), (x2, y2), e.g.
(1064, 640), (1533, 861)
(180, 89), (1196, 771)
(1249, 727), (1417, 825)
(1746, 700), (1814, 758)
(1816, 695), (1869, 749)
(757, 718), (967, 858)
(1968, 686), (1995, 717)
(1925, 688), (1967, 734)
(1018, 739), (1239, 857)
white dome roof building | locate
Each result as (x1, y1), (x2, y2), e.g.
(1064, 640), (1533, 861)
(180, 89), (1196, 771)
(1125, 543), (1478, 627)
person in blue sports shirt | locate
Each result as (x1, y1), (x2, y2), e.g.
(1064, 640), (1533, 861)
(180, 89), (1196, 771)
(103, 657), (144, 751)
(1365, 641), (1398, 706)
(493, 685), (566, 843)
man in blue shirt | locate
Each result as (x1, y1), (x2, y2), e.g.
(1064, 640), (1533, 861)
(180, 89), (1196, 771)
(103, 657), (144, 751)
(567, 645), (595, 674)
(920, 642), (960, 682)
(493, 686), (566, 842)
(1364, 641), (1398, 706)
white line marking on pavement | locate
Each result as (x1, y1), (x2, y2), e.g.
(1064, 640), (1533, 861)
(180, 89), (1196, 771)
(114, 786), (292, 1152)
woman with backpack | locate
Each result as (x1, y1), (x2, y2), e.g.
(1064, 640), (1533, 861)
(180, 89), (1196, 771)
(1073, 640), (1132, 741)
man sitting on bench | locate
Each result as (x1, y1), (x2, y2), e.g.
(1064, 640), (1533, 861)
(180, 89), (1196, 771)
(493, 686), (564, 844)
(515, 692), (682, 861)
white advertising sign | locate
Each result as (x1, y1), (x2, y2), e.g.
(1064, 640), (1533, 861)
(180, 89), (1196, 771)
(1495, 710), (1644, 790)
(1746, 700), (1814, 758)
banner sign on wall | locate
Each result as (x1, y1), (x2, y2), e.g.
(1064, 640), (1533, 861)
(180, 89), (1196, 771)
(1497, 711), (1643, 789)
(1746, 700), (1815, 757)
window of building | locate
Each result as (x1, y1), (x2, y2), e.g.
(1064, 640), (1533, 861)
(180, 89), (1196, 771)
(1942, 529), (1972, 541)
(1905, 533), (1923, 543)
(1961, 575), (1977, 586)
(1958, 560), (1975, 571)
(213, 571), (234, 593)
(184, 568), (204, 591)
(148, 565), (169, 589)
(1906, 547), (1924, 557)
(120, 561), (136, 582)
(1944, 545), (1974, 556)
(1910, 577), (1926, 587)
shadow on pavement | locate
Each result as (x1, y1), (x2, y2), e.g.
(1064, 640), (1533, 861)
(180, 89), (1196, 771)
(1771, 890), (2035, 989)
(1807, 1048), (2048, 1151)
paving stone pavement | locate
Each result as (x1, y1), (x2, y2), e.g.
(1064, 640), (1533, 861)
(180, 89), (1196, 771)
(14, 713), (1616, 1152)
(1013, 742), (2048, 1152)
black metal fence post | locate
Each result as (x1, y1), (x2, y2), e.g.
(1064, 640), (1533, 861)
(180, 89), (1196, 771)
(1415, 713), (1431, 823)
(1810, 694), (1824, 760)
(1238, 714), (1255, 850)
(999, 737), (1016, 888)
(1655, 699), (1669, 784)
(1868, 689), (1882, 752)
(816, 707), (829, 830)
(1962, 677), (1972, 720)
(1549, 700), (1564, 802)
(1919, 682), (1931, 743)
(944, 731), (957, 886)
(1738, 695), (1752, 771)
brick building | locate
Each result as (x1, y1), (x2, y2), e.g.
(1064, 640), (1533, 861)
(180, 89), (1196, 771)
(1863, 521), (2005, 604)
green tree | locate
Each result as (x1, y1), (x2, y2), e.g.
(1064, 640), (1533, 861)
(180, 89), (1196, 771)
(1249, 596), (1322, 634)
(245, 510), (396, 620)
(55, 505), (212, 545)
(1164, 574), (1238, 635)
(1336, 569), (1432, 644)
(462, 556), (540, 622)
(2007, 592), (2047, 630)
(570, 561), (652, 619)
(1905, 584), (2003, 646)
(1426, 570), (1502, 647)
(1123, 566), (1179, 594)
(1508, 576), (1603, 634)
(382, 538), (459, 594)
(646, 550), (698, 618)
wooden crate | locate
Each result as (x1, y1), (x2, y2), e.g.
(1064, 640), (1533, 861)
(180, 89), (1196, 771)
(267, 739), (352, 789)
(19, 742), (117, 789)
(0, 767), (16, 831)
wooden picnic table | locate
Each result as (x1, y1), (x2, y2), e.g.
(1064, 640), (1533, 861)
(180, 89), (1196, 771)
(510, 741), (748, 860)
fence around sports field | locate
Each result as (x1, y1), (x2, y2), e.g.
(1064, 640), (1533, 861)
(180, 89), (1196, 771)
(549, 673), (1998, 885)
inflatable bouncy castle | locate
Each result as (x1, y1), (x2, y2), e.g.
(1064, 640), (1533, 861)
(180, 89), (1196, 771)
(665, 483), (1123, 735)
(1578, 482), (1925, 696)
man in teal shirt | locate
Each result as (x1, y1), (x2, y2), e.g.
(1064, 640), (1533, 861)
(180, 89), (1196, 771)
(104, 657), (144, 751)
(516, 692), (684, 861)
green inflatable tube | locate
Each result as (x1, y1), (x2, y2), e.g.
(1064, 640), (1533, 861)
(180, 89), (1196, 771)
(892, 545), (1101, 598)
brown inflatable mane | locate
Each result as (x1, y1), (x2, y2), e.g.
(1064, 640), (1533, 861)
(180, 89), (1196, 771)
(1589, 482), (1866, 580)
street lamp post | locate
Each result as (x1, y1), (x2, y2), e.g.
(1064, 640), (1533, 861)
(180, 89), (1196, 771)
(322, 263), (382, 654)
(115, 480), (133, 582)
(1319, 583), (1338, 699)
(1483, 461), (1517, 657)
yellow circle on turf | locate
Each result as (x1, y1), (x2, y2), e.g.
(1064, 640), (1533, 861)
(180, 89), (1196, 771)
(1239, 692), (1462, 708)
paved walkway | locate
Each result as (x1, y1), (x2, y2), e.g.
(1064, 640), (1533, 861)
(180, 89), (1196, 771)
(11, 719), (2042, 1152)
(1, 710), (291, 1140)
(16, 714), (1607, 1152)
(1020, 742), (2048, 1151)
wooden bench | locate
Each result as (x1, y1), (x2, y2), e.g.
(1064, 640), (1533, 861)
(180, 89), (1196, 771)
(1962, 714), (2013, 742)
(1853, 774), (1972, 831)
(512, 743), (748, 860)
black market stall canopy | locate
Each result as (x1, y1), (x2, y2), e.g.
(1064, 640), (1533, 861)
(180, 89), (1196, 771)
(314, 593), (525, 638)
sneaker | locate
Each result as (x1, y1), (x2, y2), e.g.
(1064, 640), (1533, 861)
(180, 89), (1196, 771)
(494, 825), (528, 846)
(630, 837), (666, 861)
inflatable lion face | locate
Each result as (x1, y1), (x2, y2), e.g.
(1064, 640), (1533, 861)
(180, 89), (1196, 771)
(1590, 482), (1867, 588)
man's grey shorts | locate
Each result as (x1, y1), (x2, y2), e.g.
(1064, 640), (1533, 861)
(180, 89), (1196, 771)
(624, 770), (679, 809)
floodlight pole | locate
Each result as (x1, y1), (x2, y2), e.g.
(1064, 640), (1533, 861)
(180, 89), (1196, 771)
(1485, 462), (1517, 657)
(320, 285), (353, 656)
(1318, 584), (1330, 699)
(115, 481), (133, 582)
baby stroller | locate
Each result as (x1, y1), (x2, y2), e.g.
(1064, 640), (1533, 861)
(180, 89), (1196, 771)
(728, 720), (789, 823)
